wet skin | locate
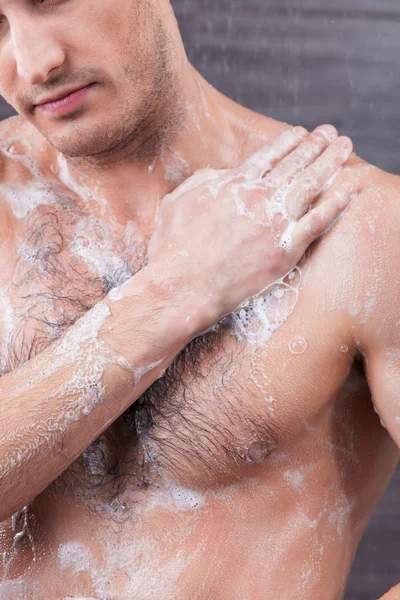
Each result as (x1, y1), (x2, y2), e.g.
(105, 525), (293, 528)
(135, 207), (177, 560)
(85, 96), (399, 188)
(0, 105), (399, 600)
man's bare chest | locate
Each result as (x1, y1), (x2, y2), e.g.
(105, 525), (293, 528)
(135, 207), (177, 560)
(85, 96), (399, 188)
(0, 180), (373, 505)
(0, 196), (289, 495)
(0, 166), (395, 600)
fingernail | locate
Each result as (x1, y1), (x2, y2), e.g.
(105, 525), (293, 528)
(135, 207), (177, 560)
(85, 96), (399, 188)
(340, 138), (353, 158)
(316, 125), (337, 142)
(293, 126), (308, 138)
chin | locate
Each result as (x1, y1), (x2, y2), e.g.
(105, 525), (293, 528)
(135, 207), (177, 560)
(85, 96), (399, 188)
(41, 126), (123, 160)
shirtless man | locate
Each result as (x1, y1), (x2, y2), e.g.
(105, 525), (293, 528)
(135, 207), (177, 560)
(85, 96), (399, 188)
(0, 1), (398, 599)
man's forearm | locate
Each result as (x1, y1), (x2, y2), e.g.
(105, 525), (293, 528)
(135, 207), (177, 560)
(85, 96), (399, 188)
(0, 263), (196, 522)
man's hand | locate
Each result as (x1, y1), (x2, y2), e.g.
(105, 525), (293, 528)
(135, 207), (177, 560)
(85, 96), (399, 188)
(148, 125), (358, 330)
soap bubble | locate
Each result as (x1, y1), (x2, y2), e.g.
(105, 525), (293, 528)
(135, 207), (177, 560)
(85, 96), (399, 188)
(289, 337), (307, 355)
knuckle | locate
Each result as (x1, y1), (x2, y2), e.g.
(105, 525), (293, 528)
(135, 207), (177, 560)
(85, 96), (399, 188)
(309, 210), (327, 234)
(243, 147), (275, 176)
(341, 181), (355, 195)
(247, 186), (266, 205)
(285, 157), (304, 172)
(224, 172), (246, 188)
(298, 140), (322, 164)
(303, 170), (321, 194)
(311, 134), (329, 152)
(264, 174), (280, 191)
(343, 172), (361, 193)
(270, 246), (288, 270)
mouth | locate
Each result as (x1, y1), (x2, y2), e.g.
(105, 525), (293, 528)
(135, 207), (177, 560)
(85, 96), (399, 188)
(34, 83), (97, 116)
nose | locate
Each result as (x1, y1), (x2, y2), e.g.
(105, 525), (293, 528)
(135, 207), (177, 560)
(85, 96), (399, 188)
(10, 18), (65, 85)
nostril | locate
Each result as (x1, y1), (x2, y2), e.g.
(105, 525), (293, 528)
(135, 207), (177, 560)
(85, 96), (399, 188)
(13, 34), (65, 87)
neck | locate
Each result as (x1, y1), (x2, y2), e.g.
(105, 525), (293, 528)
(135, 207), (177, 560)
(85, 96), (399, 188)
(56, 65), (284, 235)
(56, 65), (249, 230)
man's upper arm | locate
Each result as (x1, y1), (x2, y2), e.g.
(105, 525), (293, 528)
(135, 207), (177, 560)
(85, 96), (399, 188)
(354, 170), (400, 446)
(365, 340), (400, 445)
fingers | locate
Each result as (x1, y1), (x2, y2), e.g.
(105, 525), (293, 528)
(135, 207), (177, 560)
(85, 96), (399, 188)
(167, 167), (222, 201)
(292, 178), (359, 251)
(261, 125), (339, 195)
(241, 127), (309, 180)
(285, 136), (353, 220)
(285, 137), (353, 221)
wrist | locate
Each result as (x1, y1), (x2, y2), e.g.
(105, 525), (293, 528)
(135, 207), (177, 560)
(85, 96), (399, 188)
(101, 261), (213, 369)
(140, 259), (221, 336)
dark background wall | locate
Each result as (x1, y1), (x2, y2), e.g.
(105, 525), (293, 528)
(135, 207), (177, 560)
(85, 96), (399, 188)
(1, 1), (399, 598)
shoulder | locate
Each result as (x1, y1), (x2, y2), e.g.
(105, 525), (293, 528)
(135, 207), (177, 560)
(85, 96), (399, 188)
(0, 114), (33, 151)
(0, 115), (42, 181)
(306, 154), (400, 351)
(0, 116), (41, 277)
(238, 108), (400, 348)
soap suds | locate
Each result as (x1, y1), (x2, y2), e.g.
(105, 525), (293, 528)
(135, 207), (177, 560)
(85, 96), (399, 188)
(0, 286), (15, 374)
(227, 267), (302, 347)
(2, 181), (58, 219)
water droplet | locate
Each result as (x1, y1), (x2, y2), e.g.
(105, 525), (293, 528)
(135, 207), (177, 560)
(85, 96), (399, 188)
(396, 321), (400, 327)
(273, 289), (285, 299)
(86, 191), (93, 200)
(288, 272), (296, 280)
(289, 337), (307, 355)
(340, 344), (349, 353)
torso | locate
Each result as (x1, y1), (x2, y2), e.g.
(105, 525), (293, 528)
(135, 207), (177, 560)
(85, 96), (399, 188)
(0, 115), (398, 600)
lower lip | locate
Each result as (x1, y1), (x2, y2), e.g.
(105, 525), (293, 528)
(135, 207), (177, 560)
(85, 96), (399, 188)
(36, 84), (95, 116)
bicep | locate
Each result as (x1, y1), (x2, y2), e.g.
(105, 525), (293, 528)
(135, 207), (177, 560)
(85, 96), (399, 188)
(365, 345), (400, 447)
(350, 176), (400, 446)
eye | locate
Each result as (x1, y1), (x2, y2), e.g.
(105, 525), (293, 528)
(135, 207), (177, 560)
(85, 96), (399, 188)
(36, 0), (61, 6)
(35, 0), (64, 9)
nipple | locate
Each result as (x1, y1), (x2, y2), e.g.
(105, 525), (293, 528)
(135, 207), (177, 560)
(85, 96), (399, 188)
(289, 337), (307, 355)
(244, 442), (269, 464)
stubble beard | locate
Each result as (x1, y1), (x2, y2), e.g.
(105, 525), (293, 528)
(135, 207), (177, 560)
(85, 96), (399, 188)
(45, 21), (185, 167)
